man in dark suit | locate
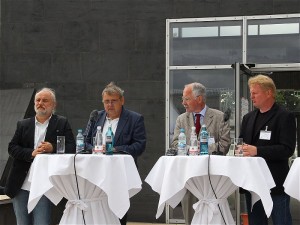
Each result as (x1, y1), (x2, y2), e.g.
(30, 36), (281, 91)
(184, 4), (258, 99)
(84, 82), (146, 225)
(5, 88), (76, 225)
(240, 75), (296, 225)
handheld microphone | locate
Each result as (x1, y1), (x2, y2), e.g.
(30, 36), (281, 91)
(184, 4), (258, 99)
(212, 108), (231, 155)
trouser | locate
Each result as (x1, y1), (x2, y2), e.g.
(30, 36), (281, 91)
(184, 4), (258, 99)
(245, 191), (292, 225)
(12, 189), (53, 225)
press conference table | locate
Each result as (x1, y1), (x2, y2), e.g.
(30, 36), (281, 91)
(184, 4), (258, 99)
(284, 157), (300, 201)
(26, 154), (142, 225)
(145, 155), (275, 225)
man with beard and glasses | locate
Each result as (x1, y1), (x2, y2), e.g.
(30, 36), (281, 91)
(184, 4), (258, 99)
(5, 87), (76, 225)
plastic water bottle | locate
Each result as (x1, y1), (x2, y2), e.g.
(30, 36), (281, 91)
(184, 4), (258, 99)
(189, 126), (198, 156)
(105, 124), (114, 155)
(76, 129), (84, 153)
(200, 124), (209, 155)
(177, 128), (187, 156)
(93, 126), (103, 154)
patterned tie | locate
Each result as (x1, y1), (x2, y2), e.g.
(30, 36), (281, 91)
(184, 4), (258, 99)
(195, 114), (201, 136)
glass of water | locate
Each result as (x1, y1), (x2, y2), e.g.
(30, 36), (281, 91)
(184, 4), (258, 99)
(232, 138), (244, 157)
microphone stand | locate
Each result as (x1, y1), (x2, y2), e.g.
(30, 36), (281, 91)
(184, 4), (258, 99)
(81, 110), (98, 154)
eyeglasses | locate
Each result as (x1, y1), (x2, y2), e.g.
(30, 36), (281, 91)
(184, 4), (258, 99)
(102, 99), (120, 105)
(182, 95), (201, 102)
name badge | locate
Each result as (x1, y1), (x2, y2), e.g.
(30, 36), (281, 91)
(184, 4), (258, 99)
(259, 130), (271, 140)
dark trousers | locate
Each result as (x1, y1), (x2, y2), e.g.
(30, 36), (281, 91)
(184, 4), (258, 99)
(245, 191), (292, 225)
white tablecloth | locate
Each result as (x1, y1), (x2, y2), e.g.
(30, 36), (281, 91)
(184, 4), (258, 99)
(284, 157), (300, 201)
(145, 155), (275, 225)
(27, 154), (142, 225)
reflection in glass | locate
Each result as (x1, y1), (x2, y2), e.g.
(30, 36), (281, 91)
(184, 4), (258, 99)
(260, 23), (299, 35)
(169, 69), (235, 143)
(247, 18), (300, 63)
(170, 20), (243, 66)
(182, 27), (218, 38)
(220, 26), (241, 36)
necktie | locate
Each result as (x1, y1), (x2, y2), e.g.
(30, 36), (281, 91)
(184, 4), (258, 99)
(195, 114), (201, 136)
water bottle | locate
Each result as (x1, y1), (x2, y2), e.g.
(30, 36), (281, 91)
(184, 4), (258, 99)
(76, 129), (84, 153)
(177, 128), (187, 156)
(189, 126), (198, 156)
(93, 126), (103, 154)
(105, 124), (114, 155)
(200, 124), (209, 155)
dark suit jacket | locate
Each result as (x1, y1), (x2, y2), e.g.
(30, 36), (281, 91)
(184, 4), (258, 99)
(5, 114), (76, 198)
(85, 107), (146, 163)
(240, 103), (296, 195)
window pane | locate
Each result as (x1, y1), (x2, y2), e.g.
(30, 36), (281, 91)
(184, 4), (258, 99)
(247, 18), (300, 63)
(169, 69), (234, 143)
(170, 20), (243, 66)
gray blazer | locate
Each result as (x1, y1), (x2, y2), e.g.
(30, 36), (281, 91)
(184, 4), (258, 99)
(171, 107), (231, 154)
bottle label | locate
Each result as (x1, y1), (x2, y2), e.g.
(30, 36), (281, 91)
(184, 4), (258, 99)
(106, 136), (112, 143)
(189, 146), (198, 156)
(93, 145), (103, 154)
(76, 140), (84, 147)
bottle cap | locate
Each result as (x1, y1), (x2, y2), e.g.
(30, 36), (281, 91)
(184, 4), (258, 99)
(97, 126), (101, 130)
(78, 129), (82, 132)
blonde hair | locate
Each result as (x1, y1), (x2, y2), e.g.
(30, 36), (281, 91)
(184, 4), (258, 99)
(248, 74), (276, 98)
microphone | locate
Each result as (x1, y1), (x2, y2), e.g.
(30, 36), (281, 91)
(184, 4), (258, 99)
(212, 108), (231, 155)
(81, 110), (98, 153)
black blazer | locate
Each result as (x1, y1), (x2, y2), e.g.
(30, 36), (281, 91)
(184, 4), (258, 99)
(240, 103), (296, 195)
(85, 107), (146, 163)
(5, 114), (76, 198)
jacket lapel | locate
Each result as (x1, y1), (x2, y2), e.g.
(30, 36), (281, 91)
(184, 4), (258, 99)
(114, 108), (128, 144)
(27, 118), (36, 148)
(203, 107), (213, 128)
(45, 115), (58, 141)
(186, 113), (194, 137)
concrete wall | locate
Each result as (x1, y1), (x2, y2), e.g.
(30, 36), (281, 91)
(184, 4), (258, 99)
(1, 0), (299, 222)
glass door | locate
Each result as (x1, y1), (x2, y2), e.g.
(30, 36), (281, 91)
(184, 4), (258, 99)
(233, 63), (300, 224)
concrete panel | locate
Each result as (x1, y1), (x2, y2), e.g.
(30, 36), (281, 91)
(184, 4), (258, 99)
(51, 54), (82, 82)
(23, 22), (64, 52)
(44, 1), (91, 22)
(99, 20), (135, 51)
(117, 81), (164, 100)
(129, 52), (165, 80)
(5, 53), (51, 82)
(63, 21), (99, 52)
(1, 23), (23, 53)
(3, 0), (44, 23)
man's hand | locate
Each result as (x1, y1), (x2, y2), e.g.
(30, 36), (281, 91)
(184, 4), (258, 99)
(32, 141), (53, 157)
(242, 144), (257, 157)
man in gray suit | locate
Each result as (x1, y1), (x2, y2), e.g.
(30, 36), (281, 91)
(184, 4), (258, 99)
(171, 82), (231, 224)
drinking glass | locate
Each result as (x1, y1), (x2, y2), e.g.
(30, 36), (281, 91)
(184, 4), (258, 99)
(232, 138), (243, 157)
(57, 136), (65, 154)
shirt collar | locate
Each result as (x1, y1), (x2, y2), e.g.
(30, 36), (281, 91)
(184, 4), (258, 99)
(35, 114), (52, 125)
(193, 105), (207, 118)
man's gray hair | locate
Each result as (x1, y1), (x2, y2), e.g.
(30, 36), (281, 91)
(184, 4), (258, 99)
(35, 87), (56, 103)
(189, 82), (206, 101)
(102, 82), (124, 97)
